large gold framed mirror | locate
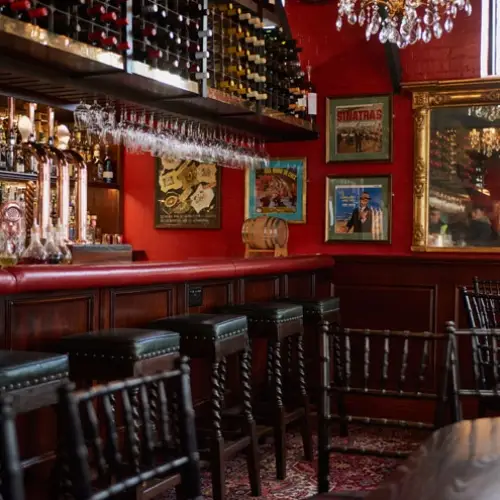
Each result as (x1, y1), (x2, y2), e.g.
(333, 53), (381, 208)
(408, 79), (500, 252)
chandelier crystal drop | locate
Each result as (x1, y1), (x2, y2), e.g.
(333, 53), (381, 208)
(469, 105), (500, 123)
(336, 1), (472, 48)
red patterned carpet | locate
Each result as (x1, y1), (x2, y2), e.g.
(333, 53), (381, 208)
(161, 427), (426, 499)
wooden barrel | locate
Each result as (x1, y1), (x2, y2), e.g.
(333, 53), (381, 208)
(241, 216), (289, 250)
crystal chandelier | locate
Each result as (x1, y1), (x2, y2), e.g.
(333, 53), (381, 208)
(469, 106), (500, 123)
(469, 128), (500, 158)
(336, 1), (472, 48)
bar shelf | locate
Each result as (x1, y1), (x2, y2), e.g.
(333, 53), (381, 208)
(0, 9), (317, 142)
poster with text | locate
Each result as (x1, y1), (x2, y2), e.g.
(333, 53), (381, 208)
(155, 158), (221, 229)
(245, 158), (307, 223)
(326, 95), (392, 162)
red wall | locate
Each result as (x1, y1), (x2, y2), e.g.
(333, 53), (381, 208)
(124, 1), (482, 261)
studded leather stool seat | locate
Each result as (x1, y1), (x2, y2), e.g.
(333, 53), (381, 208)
(58, 328), (180, 380)
(0, 350), (69, 496)
(282, 297), (340, 402)
(215, 302), (313, 480)
(146, 313), (261, 500)
(0, 350), (68, 413)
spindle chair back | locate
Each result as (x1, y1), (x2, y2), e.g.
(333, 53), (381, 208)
(473, 276), (500, 295)
(446, 321), (500, 420)
(0, 394), (25, 500)
(462, 286), (500, 329)
(58, 357), (202, 500)
(317, 321), (458, 492)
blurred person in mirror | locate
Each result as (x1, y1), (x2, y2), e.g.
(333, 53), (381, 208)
(429, 207), (448, 235)
(346, 192), (372, 233)
(467, 206), (495, 245)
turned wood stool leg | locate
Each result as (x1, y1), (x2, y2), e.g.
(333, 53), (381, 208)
(272, 340), (286, 480)
(297, 332), (313, 461)
(210, 361), (225, 500)
(240, 342), (261, 496)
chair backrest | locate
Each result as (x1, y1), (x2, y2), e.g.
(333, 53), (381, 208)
(316, 321), (457, 493)
(473, 276), (500, 295)
(462, 287), (500, 329)
(59, 357), (202, 500)
(0, 394), (24, 500)
(323, 323), (453, 404)
(446, 321), (500, 400)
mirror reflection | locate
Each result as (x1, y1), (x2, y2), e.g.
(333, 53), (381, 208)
(429, 105), (500, 248)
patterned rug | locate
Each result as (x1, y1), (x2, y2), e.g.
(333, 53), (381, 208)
(161, 426), (426, 499)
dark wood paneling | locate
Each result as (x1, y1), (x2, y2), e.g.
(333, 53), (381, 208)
(185, 280), (234, 314)
(239, 276), (280, 303)
(335, 284), (436, 331)
(7, 291), (98, 350)
(106, 286), (176, 329)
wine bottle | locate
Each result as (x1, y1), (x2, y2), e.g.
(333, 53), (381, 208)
(102, 145), (114, 184)
(304, 63), (317, 124)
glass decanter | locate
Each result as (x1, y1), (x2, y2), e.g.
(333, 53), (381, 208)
(55, 221), (72, 264)
(20, 222), (48, 264)
(44, 220), (63, 264)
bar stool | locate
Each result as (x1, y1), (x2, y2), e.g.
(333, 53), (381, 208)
(283, 297), (340, 401)
(0, 350), (69, 495)
(216, 302), (313, 480)
(57, 328), (181, 499)
(146, 313), (261, 500)
(58, 328), (181, 381)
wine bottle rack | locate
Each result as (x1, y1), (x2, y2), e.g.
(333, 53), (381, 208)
(0, 0), (317, 141)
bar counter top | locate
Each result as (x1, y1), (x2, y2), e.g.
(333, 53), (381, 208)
(0, 254), (334, 294)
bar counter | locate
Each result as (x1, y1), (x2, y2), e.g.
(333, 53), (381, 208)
(0, 254), (334, 351)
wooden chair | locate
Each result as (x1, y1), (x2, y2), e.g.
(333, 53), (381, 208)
(473, 276), (500, 295)
(446, 321), (500, 420)
(462, 286), (500, 329)
(318, 322), (458, 465)
(0, 394), (25, 500)
(58, 357), (203, 500)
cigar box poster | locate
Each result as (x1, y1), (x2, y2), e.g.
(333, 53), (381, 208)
(326, 95), (392, 162)
(155, 158), (221, 229)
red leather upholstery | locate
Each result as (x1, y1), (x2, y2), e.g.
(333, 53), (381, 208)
(0, 270), (17, 294)
(6, 255), (334, 294)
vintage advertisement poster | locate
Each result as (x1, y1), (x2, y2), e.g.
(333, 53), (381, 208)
(326, 95), (392, 162)
(155, 158), (221, 229)
(325, 175), (392, 242)
(245, 158), (306, 223)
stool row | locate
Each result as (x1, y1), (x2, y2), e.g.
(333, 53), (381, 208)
(0, 297), (340, 500)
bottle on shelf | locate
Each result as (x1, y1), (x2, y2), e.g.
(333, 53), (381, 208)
(91, 142), (104, 182)
(102, 144), (114, 184)
(20, 221), (48, 264)
(305, 63), (317, 125)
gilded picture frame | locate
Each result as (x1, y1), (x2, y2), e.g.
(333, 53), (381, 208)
(326, 94), (393, 163)
(407, 78), (500, 253)
(245, 157), (307, 223)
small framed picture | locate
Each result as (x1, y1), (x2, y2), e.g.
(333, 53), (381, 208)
(245, 157), (307, 223)
(326, 95), (392, 162)
(325, 175), (392, 243)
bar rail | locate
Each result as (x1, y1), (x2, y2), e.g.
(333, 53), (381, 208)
(0, 254), (334, 294)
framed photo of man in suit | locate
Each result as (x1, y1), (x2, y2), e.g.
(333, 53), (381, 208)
(325, 175), (392, 243)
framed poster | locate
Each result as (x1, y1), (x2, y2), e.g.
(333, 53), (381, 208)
(325, 175), (392, 243)
(155, 158), (221, 229)
(245, 157), (307, 223)
(326, 95), (392, 162)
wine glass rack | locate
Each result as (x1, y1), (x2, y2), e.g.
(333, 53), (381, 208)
(0, 0), (316, 141)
